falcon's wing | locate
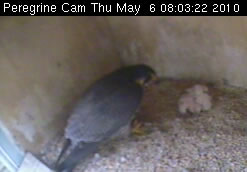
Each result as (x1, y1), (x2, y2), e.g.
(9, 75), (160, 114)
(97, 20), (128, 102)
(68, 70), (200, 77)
(65, 83), (143, 144)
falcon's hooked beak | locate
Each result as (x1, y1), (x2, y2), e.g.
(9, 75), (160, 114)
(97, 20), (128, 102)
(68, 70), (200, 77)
(136, 74), (159, 87)
(145, 74), (159, 86)
(150, 74), (159, 83)
(135, 79), (145, 86)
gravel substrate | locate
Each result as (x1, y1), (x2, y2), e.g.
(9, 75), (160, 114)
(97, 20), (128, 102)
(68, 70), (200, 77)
(40, 79), (247, 172)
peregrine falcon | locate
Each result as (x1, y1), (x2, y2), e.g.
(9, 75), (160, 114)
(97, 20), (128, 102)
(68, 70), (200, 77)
(55, 64), (157, 172)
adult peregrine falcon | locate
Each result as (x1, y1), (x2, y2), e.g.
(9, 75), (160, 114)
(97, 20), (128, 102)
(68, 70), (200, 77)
(55, 64), (157, 172)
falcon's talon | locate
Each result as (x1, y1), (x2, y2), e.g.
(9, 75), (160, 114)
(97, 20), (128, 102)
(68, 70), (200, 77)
(131, 120), (146, 136)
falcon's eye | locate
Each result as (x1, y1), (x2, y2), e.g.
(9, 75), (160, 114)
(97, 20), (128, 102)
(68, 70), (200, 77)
(135, 75), (153, 86)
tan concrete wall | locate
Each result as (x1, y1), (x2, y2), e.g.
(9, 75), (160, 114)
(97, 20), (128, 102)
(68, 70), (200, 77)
(107, 16), (247, 87)
(0, 17), (122, 153)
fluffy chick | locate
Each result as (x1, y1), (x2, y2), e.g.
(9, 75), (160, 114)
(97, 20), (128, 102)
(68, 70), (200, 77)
(178, 84), (212, 115)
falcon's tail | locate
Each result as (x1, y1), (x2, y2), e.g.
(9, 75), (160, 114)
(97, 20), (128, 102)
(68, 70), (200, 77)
(56, 142), (100, 172)
(55, 139), (71, 168)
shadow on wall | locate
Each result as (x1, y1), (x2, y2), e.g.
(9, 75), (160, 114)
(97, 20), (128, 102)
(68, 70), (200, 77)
(0, 17), (123, 153)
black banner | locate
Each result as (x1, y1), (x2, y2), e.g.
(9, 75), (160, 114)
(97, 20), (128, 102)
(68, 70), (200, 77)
(0, 0), (244, 16)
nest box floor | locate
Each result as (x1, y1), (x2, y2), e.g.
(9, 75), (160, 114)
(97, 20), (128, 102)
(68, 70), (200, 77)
(40, 79), (247, 172)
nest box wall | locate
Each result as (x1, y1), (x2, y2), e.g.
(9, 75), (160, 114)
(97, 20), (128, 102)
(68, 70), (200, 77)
(0, 17), (122, 153)
(107, 16), (247, 88)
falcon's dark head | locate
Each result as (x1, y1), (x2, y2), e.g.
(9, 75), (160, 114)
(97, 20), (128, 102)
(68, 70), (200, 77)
(121, 64), (157, 86)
